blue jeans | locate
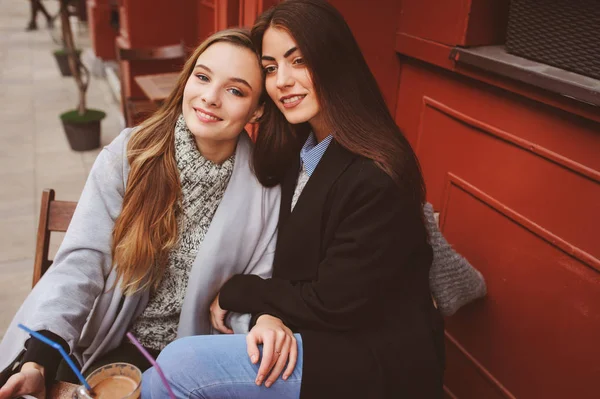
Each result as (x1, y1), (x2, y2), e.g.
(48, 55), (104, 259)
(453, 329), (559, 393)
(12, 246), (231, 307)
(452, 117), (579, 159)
(141, 334), (303, 399)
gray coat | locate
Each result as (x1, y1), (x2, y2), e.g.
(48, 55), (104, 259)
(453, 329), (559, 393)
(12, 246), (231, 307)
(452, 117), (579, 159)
(0, 128), (280, 373)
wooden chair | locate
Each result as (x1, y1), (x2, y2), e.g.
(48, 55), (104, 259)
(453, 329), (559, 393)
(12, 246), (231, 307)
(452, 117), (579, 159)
(31, 191), (84, 398)
(116, 42), (186, 127)
(33, 189), (77, 287)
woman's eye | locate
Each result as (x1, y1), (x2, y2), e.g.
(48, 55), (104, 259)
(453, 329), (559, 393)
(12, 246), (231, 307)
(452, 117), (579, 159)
(263, 65), (277, 74)
(293, 57), (305, 65)
(228, 88), (243, 97)
(196, 74), (209, 82)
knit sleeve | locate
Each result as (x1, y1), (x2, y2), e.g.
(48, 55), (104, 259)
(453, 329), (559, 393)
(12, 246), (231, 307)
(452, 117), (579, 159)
(425, 202), (487, 316)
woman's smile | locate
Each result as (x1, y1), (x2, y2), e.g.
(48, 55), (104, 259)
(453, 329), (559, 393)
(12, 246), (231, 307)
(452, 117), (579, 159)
(194, 107), (223, 123)
(280, 94), (306, 108)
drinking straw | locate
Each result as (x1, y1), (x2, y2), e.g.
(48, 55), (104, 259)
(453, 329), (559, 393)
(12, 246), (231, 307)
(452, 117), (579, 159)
(126, 332), (176, 399)
(17, 323), (93, 393)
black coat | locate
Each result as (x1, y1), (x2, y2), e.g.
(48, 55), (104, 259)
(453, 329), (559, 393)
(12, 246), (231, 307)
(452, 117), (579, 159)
(220, 140), (444, 398)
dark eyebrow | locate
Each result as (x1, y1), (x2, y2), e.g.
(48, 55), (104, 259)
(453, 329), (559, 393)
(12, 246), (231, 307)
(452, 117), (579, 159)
(194, 64), (212, 73)
(261, 46), (299, 62)
(284, 46), (298, 58)
(194, 64), (252, 90)
(230, 77), (252, 90)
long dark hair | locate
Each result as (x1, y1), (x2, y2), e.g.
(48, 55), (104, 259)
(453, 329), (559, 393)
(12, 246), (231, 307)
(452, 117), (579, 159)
(252, 0), (425, 207)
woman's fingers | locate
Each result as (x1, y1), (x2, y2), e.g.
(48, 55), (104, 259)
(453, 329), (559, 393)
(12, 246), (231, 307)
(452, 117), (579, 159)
(210, 314), (220, 333)
(210, 311), (220, 332)
(265, 334), (291, 387)
(209, 294), (233, 334)
(0, 368), (45, 399)
(256, 330), (276, 386)
(283, 334), (298, 380)
(248, 315), (297, 387)
(210, 306), (233, 334)
(246, 332), (261, 364)
(0, 373), (24, 399)
(214, 313), (234, 334)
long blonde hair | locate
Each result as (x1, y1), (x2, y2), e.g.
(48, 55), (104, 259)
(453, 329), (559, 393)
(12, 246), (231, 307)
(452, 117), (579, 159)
(112, 28), (260, 295)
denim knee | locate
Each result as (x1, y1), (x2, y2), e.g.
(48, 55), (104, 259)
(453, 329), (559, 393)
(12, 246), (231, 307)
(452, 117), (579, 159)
(142, 335), (303, 399)
(143, 336), (207, 398)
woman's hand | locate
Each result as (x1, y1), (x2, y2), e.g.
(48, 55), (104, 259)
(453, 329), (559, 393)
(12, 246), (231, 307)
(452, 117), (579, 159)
(209, 294), (233, 334)
(246, 315), (298, 388)
(0, 362), (46, 399)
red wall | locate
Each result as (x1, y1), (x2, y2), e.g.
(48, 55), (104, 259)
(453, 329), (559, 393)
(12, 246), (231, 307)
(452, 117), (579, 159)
(395, 61), (600, 397)
(328, 0), (402, 112)
(315, 1), (600, 397)
(391, 1), (600, 397)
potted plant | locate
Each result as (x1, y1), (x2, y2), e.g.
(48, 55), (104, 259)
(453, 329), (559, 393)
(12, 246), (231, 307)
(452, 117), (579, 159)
(52, 0), (82, 77)
(53, 48), (82, 77)
(58, 0), (105, 151)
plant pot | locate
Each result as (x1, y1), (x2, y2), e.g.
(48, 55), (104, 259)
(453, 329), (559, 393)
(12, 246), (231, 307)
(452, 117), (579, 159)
(60, 109), (106, 151)
(53, 49), (82, 77)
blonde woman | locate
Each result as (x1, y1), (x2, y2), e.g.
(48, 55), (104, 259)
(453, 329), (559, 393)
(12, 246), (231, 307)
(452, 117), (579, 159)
(0, 28), (280, 399)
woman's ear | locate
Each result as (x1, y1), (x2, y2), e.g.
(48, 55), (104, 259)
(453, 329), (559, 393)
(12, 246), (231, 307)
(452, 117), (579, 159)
(250, 104), (264, 123)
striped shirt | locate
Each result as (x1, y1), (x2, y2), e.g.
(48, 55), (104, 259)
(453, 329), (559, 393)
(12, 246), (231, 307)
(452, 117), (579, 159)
(291, 133), (333, 211)
(300, 133), (333, 176)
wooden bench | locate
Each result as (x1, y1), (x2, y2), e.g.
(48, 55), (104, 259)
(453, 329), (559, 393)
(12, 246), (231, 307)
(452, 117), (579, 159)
(33, 189), (77, 288)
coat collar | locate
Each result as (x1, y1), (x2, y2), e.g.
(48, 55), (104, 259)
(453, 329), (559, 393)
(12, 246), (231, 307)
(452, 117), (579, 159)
(274, 139), (356, 280)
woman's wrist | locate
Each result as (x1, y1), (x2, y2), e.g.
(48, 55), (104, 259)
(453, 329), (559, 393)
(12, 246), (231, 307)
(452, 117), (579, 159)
(256, 314), (279, 324)
(22, 330), (69, 388)
(21, 362), (45, 378)
(252, 313), (293, 330)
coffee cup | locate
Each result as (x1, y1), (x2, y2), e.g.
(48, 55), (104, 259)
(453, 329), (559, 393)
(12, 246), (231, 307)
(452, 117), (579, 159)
(72, 362), (141, 399)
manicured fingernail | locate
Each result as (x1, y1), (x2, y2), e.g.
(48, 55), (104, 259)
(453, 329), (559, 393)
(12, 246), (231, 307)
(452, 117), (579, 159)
(283, 374), (288, 380)
(251, 354), (258, 363)
(256, 374), (264, 385)
(265, 381), (272, 388)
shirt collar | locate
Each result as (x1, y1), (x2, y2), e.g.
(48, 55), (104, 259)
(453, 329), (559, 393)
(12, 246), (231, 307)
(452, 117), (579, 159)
(300, 133), (333, 176)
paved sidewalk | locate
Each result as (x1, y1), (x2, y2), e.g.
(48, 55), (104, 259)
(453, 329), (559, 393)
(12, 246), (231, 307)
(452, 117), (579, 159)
(0, 0), (123, 338)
